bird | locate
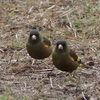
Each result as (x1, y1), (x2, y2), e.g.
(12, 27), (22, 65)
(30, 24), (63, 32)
(26, 28), (52, 65)
(52, 40), (89, 73)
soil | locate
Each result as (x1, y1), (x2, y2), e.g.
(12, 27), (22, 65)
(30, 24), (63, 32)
(0, 0), (100, 100)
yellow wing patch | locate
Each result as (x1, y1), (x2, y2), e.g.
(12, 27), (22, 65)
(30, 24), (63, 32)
(70, 56), (74, 61)
(79, 64), (84, 67)
(77, 57), (81, 62)
(43, 40), (51, 48)
(44, 44), (49, 48)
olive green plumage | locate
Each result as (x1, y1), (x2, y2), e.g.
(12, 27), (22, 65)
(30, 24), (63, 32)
(26, 28), (52, 59)
(52, 40), (89, 73)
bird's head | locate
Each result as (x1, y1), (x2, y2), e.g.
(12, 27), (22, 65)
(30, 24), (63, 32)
(55, 40), (69, 53)
(29, 29), (42, 43)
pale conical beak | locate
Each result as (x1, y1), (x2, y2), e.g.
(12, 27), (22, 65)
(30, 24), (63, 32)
(58, 44), (63, 49)
(32, 35), (36, 40)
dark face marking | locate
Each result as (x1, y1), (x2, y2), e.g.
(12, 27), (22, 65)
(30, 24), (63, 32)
(30, 29), (39, 41)
(56, 40), (67, 50)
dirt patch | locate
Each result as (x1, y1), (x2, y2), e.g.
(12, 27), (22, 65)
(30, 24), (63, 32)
(0, 0), (100, 100)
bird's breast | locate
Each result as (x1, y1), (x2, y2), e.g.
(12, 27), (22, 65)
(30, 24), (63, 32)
(26, 43), (52, 59)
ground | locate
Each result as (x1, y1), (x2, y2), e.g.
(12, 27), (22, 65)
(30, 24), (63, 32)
(0, 0), (100, 100)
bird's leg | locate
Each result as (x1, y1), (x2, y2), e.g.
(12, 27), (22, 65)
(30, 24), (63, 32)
(32, 59), (42, 68)
(49, 77), (54, 88)
(47, 67), (55, 78)
(68, 73), (73, 80)
(31, 59), (37, 66)
(66, 72), (75, 82)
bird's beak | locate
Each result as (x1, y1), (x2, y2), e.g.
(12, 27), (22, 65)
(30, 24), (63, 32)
(58, 44), (63, 49)
(32, 35), (36, 40)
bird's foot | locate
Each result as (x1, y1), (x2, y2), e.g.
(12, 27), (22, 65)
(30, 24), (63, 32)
(31, 59), (36, 66)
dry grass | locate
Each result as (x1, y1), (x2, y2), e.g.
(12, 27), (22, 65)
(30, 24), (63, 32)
(0, 0), (100, 100)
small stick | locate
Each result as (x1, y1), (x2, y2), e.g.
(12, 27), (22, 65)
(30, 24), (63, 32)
(82, 92), (87, 100)
(66, 15), (77, 37)
(50, 77), (54, 88)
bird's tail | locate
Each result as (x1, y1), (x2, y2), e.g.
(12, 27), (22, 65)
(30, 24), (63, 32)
(77, 57), (90, 68)
(79, 63), (90, 68)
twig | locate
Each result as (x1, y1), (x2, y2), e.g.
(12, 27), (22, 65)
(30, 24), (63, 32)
(41, 60), (51, 68)
(50, 77), (54, 88)
(66, 15), (72, 28)
(57, 84), (63, 89)
(28, 6), (34, 14)
(0, 49), (4, 53)
(40, 5), (56, 17)
(66, 15), (77, 37)
(59, 7), (77, 17)
(82, 92), (87, 100)
(23, 82), (27, 91)
(34, 69), (53, 72)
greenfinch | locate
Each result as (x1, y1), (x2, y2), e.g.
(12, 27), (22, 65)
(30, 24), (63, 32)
(26, 28), (52, 60)
(52, 40), (89, 73)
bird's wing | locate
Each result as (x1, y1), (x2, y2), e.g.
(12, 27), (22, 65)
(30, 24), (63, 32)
(68, 54), (89, 68)
(42, 37), (52, 48)
(69, 49), (82, 63)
